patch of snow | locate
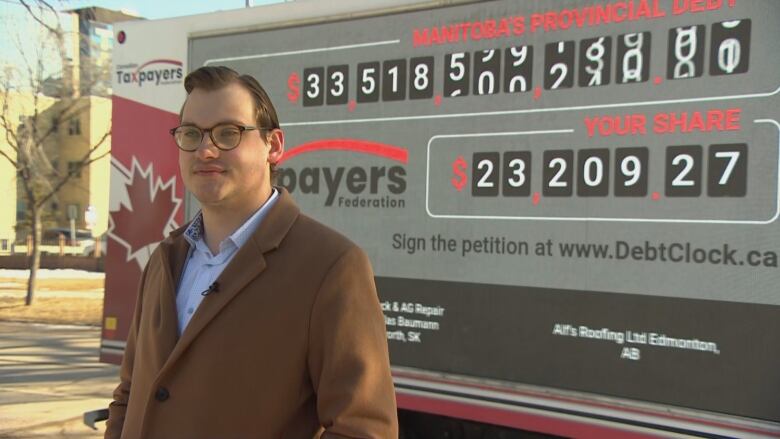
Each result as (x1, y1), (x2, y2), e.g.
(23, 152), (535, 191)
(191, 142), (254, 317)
(0, 269), (104, 280)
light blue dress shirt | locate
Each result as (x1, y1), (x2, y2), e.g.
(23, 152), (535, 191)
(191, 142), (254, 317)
(176, 189), (279, 335)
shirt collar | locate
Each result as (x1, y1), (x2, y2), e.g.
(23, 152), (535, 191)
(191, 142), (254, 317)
(183, 188), (279, 252)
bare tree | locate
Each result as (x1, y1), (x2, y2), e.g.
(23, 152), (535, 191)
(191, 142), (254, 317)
(0, 0), (110, 305)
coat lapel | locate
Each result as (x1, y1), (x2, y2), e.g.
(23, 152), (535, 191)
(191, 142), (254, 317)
(158, 189), (300, 376)
(152, 228), (190, 369)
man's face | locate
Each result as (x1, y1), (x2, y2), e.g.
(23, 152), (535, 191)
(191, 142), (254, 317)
(178, 83), (283, 211)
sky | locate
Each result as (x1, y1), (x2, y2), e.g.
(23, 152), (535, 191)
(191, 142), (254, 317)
(0, 0), (284, 20)
(0, 0), (285, 86)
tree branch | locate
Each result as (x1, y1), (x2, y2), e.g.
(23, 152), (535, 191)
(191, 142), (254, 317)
(0, 86), (20, 166)
(0, 149), (18, 168)
(0, 105), (20, 154)
(19, 0), (60, 37)
(37, 129), (112, 209)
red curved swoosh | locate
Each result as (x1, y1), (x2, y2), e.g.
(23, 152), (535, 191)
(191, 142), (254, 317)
(135, 59), (183, 72)
(278, 139), (408, 165)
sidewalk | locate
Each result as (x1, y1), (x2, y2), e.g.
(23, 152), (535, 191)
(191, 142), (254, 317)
(0, 321), (118, 438)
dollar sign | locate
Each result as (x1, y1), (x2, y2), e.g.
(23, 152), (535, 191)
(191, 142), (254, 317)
(451, 155), (467, 191)
(287, 72), (300, 103)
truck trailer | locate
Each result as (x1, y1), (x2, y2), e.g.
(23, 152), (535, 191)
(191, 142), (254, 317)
(101, 0), (780, 436)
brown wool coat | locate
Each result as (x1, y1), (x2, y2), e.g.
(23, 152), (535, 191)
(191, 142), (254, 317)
(105, 189), (398, 438)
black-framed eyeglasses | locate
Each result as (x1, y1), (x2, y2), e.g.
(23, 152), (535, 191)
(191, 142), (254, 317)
(169, 123), (267, 151)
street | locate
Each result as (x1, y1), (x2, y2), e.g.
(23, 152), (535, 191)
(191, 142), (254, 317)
(0, 321), (117, 438)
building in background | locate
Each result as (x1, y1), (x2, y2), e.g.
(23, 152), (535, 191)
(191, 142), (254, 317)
(34, 95), (112, 238)
(4, 6), (140, 252)
(68, 7), (141, 97)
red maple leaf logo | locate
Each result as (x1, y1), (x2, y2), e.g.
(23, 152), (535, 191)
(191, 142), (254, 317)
(108, 158), (181, 267)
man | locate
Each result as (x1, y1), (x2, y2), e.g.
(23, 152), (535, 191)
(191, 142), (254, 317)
(105, 66), (397, 438)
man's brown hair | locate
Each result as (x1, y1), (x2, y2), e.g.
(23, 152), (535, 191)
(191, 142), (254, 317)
(181, 66), (281, 182)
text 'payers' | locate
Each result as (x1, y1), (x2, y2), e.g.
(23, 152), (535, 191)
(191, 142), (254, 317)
(277, 166), (406, 207)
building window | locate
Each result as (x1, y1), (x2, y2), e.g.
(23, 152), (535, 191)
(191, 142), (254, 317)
(16, 200), (25, 221)
(68, 117), (81, 135)
(67, 204), (80, 221)
(1, 239), (7, 251)
(67, 161), (82, 178)
(51, 116), (59, 133)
